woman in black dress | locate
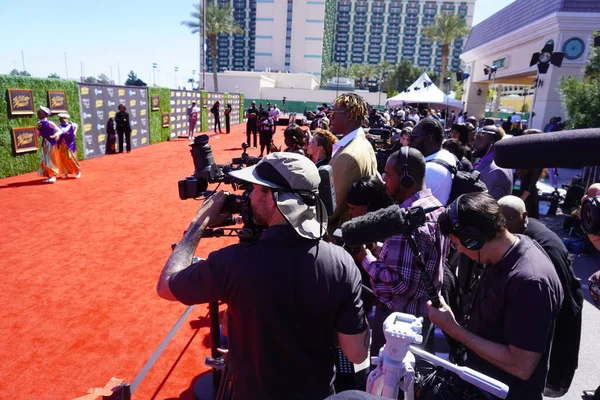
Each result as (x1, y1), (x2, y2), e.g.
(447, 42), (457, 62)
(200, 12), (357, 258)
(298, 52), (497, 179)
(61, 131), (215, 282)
(224, 103), (232, 134)
(210, 101), (222, 133)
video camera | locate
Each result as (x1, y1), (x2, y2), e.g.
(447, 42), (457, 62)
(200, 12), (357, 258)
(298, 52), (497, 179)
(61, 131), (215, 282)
(581, 195), (600, 235)
(178, 135), (261, 200)
(366, 126), (402, 174)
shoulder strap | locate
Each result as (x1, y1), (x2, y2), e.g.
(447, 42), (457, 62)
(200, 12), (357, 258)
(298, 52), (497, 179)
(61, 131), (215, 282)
(427, 158), (457, 175)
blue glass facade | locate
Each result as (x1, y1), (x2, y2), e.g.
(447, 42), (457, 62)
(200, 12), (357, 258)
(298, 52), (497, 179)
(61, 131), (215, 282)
(330, 0), (472, 73)
(206, 0), (256, 73)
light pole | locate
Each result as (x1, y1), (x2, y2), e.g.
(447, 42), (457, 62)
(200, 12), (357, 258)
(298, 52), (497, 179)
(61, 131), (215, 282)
(192, 70), (196, 90)
(152, 63), (158, 86)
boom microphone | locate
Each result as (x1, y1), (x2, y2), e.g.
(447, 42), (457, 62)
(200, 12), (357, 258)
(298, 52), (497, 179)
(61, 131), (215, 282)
(493, 128), (600, 169)
(341, 205), (440, 248)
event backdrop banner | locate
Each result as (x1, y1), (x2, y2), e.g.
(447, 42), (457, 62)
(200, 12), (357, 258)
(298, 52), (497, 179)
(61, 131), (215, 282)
(228, 93), (241, 127)
(169, 90), (201, 138)
(78, 83), (149, 158)
(206, 92), (225, 131)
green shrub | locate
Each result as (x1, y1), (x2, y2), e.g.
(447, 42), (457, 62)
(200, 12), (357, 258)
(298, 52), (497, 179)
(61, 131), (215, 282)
(148, 87), (171, 143)
(0, 75), (80, 178)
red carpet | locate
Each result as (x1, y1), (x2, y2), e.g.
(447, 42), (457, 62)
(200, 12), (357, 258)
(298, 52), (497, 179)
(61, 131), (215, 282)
(0, 124), (286, 399)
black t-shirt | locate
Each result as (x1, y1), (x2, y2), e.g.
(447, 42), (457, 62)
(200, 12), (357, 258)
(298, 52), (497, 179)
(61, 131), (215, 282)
(465, 235), (563, 400)
(246, 107), (259, 128)
(169, 224), (366, 400)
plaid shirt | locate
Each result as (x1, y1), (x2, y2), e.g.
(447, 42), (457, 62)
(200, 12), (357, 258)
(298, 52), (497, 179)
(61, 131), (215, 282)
(362, 189), (450, 317)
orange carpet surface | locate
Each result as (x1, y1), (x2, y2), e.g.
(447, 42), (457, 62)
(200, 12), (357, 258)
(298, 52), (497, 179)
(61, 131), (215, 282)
(0, 124), (286, 399)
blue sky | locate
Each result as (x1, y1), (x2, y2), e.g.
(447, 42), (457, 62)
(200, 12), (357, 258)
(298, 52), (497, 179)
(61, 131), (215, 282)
(0, 0), (515, 86)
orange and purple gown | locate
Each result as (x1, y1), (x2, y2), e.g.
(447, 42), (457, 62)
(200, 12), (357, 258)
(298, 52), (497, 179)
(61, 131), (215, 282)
(57, 123), (81, 175)
(37, 119), (61, 178)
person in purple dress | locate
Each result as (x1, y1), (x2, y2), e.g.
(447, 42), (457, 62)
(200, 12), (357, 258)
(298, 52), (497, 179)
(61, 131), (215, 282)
(36, 106), (62, 183)
(57, 113), (81, 179)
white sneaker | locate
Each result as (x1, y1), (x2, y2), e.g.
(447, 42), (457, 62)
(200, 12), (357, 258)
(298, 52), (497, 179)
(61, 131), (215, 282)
(44, 177), (56, 183)
(75, 172), (81, 179)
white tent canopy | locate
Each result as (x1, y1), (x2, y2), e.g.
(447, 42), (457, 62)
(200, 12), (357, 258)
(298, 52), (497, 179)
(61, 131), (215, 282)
(385, 72), (463, 112)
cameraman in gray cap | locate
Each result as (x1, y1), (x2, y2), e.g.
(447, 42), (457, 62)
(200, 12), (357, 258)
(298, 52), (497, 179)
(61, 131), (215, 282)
(157, 152), (369, 399)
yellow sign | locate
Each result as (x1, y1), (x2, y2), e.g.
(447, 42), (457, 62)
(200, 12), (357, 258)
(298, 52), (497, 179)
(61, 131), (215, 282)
(176, 99), (180, 105)
(84, 124), (92, 132)
(108, 111), (116, 118)
(140, 109), (146, 116)
(171, 108), (175, 113)
(118, 89), (125, 96)
(141, 137), (147, 144)
(95, 100), (103, 108)
(16, 132), (34, 146)
(176, 115), (181, 121)
(131, 129), (138, 136)
(98, 134), (106, 142)
(130, 99), (136, 107)
(12, 95), (30, 109)
(81, 87), (89, 95)
(50, 95), (65, 109)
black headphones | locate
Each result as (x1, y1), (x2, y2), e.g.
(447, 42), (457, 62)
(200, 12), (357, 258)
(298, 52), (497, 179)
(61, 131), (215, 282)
(399, 146), (415, 188)
(448, 194), (486, 251)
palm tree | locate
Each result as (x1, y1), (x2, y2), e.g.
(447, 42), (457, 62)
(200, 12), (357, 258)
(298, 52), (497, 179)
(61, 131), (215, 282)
(422, 14), (470, 92)
(182, 1), (243, 92)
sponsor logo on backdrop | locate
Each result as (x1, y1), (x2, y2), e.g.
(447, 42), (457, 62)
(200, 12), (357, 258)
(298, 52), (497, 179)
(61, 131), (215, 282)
(94, 88), (103, 95)
(171, 108), (175, 113)
(141, 119), (146, 126)
(176, 92), (181, 97)
(170, 91), (174, 96)
(109, 111), (116, 118)
(177, 123), (181, 128)
(129, 90), (136, 96)
(140, 100), (146, 106)
(84, 124), (92, 132)
(95, 99), (103, 108)
(97, 123), (105, 131)
(108, 100), (116, 107)
(141, 129), (147, 135)
(82, 98), (90, 108)
(83, 112), (89, 119)
(80, 87), (89, 95)
(140, 90), (146, 97)
(84, 147), (94, 156)
(176, 115), (181, 121)
(182, 99), (187, 105)
(96, 111), (104, 120)
(141, 137), (147, 144)
(84, 134), (93, 145)
(107, 88), (114, 97)
(176, 100), (181, 105)
(98, 134), (106, 142)
(140, 109), (146, 116)
(132, 138), (139, 147)
(131, 129), (138, 137)
(182, 115), (187, 121)
(129, 100), (136, 107)
(132, 120), (138, 126)
(119, 98), (126, 106)
(170, 100), (175, 105)
(99, 143), (106, 154)
(176, 107), (181, 113)
(118, 89), (125, 96)
(131, 109), (137, 118)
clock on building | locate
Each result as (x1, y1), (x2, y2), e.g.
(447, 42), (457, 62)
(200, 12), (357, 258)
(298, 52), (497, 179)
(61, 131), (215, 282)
(563, 37), (585, 60)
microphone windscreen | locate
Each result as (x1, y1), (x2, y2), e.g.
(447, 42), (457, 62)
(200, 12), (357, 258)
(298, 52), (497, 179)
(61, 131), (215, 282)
(493, 128), (600, 169)
(341, 205), (407, 247)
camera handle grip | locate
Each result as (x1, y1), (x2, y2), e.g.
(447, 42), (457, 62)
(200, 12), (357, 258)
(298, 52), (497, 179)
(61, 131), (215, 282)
(405, 234), (442, 309)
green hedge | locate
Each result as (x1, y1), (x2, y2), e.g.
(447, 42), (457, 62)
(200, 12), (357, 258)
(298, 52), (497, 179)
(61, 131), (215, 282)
(0, 75), (81, 178)
(148, 87), (170, 144)
(244, 98), (328, 114)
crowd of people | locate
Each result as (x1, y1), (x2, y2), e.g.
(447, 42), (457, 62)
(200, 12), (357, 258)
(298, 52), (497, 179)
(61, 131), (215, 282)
(155, 91), (598, 399)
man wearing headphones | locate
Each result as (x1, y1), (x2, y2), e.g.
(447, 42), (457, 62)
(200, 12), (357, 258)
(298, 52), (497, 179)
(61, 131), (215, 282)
(353, 147), (449, 354)
(431, 193), (564, 400)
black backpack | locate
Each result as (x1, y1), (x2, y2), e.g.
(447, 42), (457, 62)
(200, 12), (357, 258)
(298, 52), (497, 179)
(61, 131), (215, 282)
(427, 158), (488, 204)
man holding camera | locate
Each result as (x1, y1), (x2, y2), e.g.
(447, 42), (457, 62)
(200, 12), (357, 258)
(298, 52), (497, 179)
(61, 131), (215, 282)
(157, 152), (369, 399)
(352, 147), (449, 353)
(430, 192), (563, 400)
